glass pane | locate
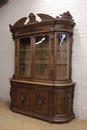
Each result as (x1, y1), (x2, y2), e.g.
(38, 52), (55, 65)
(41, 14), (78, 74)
(19, 38), (31, 77)
(56, 34), (70, 80)
(34, 35), (49, 79)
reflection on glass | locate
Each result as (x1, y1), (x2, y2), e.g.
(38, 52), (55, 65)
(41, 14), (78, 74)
(19, 38), (31, 77)
(58, 34), (66, 46)
(56, 34), (69, 80)
(34, 35), (49, 79)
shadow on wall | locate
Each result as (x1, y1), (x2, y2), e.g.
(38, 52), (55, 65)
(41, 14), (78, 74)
(0, 0), (9, 8)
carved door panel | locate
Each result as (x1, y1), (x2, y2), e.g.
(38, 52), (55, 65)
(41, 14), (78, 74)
(32, 89), (49, 115)
(53, 91), (72, 116)
(15, 87), (30, 110)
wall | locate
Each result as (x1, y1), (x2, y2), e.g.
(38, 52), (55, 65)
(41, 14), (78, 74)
(0, 0), (87, 120)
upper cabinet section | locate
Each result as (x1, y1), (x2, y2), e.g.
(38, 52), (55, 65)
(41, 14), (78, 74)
(9, 11), (75, 83)
(9, 11), (75, 40)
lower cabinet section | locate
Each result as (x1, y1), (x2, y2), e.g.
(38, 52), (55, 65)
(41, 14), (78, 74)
(10, 80), (75, 123)
(53, 86), (75, 122)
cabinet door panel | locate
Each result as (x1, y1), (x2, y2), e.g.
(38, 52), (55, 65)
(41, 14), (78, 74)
(34, 35), (49, 79)
(19, 37), (31, 77)
(53, 91), (72, 116)
(32, 89), (48, 115)
(15, 87), (30, 110)
(56, 33), (70, 80)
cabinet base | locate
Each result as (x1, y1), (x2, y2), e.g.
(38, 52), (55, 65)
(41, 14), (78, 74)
(10, 80), (75, 123)
(10, 105), (75, 123)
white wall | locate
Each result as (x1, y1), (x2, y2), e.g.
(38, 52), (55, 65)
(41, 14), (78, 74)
(0, 0), (87, 120)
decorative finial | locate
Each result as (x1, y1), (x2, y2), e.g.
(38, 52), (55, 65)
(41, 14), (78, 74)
(28, 13), (37, 23)
(60, 11), (73, 20)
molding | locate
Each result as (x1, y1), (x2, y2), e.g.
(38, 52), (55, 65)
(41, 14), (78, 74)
(10, 79), (75, 86)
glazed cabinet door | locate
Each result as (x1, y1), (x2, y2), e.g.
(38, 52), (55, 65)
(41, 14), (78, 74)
(15, 34), (53, 81)
(34, 34), (50, 80)
(19, 37), (31, 77)
(54, 33), (72, 81)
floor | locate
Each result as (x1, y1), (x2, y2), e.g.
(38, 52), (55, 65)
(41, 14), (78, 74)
(0, 99), (87, 130)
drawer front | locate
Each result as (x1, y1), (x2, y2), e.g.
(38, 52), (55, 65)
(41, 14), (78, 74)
(32, 89), (49, 115)
(15, 87), (30, 110)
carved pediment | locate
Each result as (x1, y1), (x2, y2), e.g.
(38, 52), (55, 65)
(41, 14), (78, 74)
(10, 13), (55, 29)
(9, 11), (75, 34)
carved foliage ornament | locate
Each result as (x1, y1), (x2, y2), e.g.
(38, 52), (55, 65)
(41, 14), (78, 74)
(56, 11), (73, 20)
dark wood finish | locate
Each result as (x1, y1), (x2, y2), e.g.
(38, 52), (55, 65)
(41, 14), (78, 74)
(9, 11), (75, 123)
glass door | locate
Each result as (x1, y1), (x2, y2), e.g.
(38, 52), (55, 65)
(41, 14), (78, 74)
(34, 34), (49, 79)
(56, 33), (70, 80)
(19, 37), (31, 77)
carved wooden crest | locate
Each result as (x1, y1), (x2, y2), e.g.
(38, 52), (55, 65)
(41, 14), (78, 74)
(9, 11), (75, 40)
